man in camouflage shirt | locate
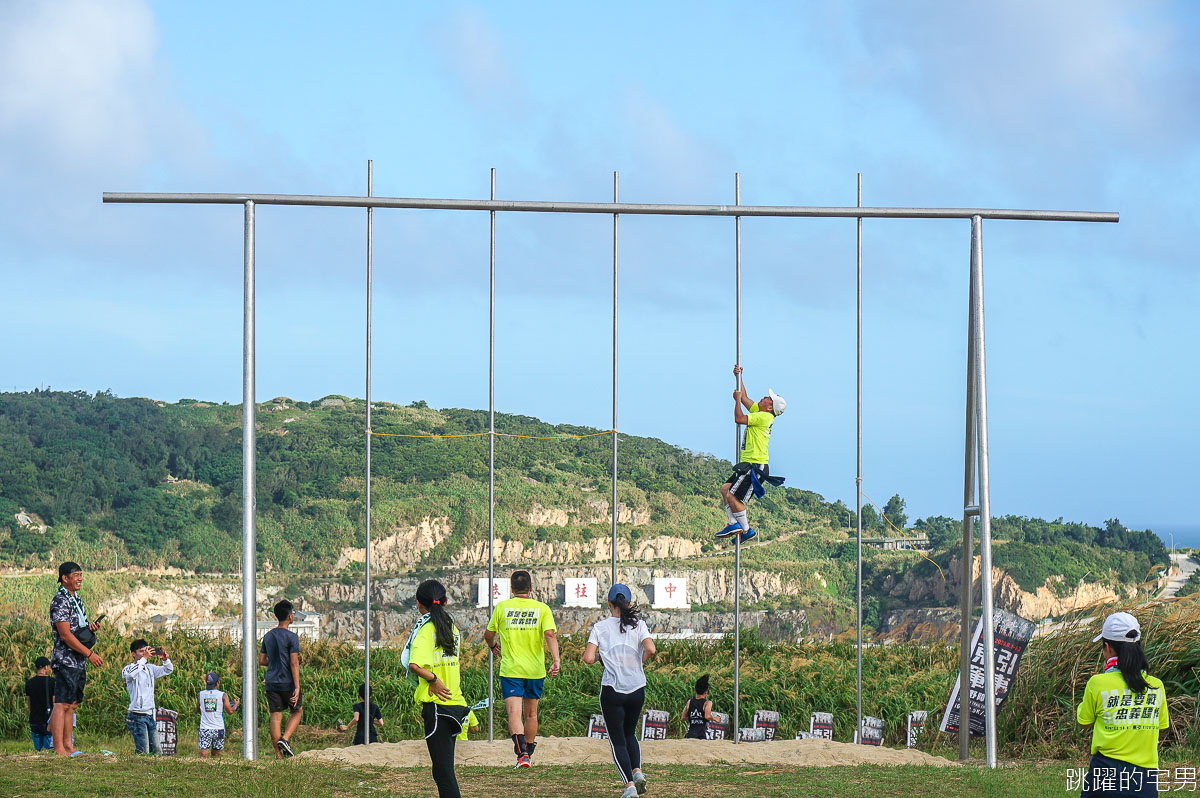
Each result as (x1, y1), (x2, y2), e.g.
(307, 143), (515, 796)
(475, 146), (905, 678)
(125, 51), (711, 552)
(48, 562), (104, 756)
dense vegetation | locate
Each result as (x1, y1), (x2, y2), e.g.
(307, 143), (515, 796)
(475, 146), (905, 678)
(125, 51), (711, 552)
(0, 602), (1196, 756)
(0, 390), (1169, 623)
(0, 390), (850, 574)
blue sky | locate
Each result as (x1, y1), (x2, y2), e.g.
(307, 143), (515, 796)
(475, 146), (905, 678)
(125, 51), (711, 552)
(1, 1), (1197, 539)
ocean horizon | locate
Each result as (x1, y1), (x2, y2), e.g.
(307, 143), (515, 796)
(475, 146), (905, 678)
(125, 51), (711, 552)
(1140, 523), (1200, 550)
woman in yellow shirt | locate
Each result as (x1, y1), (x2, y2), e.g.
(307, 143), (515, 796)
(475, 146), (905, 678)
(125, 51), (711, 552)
(1076, 612), (1169, 798)
(405, 580), (468, 798)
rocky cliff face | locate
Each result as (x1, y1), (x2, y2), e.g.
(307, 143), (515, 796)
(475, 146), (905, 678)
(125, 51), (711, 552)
(451, 536), (704, 566)
(335, 517), (453, 571)
(877, 555), (1138, 640)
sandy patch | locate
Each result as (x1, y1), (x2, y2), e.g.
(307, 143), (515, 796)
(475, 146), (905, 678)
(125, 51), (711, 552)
(298, 736), (955, 768)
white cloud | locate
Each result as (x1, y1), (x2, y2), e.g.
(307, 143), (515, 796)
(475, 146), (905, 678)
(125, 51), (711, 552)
(431, 7), (527, 114)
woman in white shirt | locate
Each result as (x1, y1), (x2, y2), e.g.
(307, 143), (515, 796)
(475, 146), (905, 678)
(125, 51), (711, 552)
(584, 584), (656, 798)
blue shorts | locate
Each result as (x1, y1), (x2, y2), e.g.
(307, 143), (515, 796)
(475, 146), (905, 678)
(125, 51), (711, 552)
(500, 676), (545, 700)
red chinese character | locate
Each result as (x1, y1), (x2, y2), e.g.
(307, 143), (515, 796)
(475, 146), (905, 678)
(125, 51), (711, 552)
(575, 583), (589, 598)
(493, 583), (502, 598)
(665, 583), (677, 597)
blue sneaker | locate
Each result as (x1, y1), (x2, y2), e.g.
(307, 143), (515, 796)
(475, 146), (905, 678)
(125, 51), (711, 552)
(738, 528), (757, 544)
(716, 523), (741, 539)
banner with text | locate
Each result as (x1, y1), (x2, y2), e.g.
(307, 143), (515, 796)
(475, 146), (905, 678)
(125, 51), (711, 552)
(938, 608), (1036, 736)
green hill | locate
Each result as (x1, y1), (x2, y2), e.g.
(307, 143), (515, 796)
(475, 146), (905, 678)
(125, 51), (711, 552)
(0, 390), (1167, 625)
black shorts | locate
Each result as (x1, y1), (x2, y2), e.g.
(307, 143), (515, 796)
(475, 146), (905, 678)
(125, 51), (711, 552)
(266, 689), (302, 713)
(53, 666), (86, 705)
(724, 462), (768, 503)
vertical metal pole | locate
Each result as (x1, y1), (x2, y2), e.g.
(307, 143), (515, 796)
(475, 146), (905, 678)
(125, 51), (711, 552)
(362, 160), (373, 747)
(855, 174), (863, 743)
(611, 171), (619, 587)
(487, 167), (496, 742)
(970, 215), (999, 768)
(240, 199), (258, 760)
(733, 172), (741, 742)
(958, 226), (978, 761)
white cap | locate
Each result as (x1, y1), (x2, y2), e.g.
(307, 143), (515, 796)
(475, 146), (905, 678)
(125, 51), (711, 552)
(767, 389), (786, 416)
(1093, 611), (1141, 643)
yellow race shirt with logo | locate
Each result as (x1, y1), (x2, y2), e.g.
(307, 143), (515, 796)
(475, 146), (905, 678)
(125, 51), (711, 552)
(410, 622), (467, 707)
(486, 597), (557, 679)
(1076, 670), (1168, 769)
(740, 401), (774, 465)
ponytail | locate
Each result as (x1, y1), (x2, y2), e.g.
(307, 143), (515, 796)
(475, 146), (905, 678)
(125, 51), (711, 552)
(416, 579), (457, 657)
(1106, 638), (1150, 693)
(612, 593), (644, 633)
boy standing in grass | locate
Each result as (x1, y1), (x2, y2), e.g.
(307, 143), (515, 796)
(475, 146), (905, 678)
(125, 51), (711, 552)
(484, 570), (560, 768)
(26, 656), (55, 751)
(197, 672), (239, 759)
(259, 599), (303, 757)
(121, 639), (174, 755)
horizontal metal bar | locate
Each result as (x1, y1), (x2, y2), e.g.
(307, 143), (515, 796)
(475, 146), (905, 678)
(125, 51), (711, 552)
(964, 505), (981, 517)
(102, 192), (1119, 223)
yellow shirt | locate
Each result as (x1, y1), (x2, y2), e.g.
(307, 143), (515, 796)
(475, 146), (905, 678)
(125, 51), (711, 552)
(740, 401), (774, 465)
(457, 710), (479, 741)
(1076, 669), (1168, 769)
(486, 597), (557, 679)
(409, 622), (466, 706)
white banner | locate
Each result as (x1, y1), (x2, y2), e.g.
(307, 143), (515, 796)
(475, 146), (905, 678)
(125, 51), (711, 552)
(652, 577), (689, 609)
(564, 577), (599, 607)
(476, 578), (511, 608)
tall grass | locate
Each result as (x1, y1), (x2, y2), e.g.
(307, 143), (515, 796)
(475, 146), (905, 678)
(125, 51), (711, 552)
(1, 603), (1196, 756)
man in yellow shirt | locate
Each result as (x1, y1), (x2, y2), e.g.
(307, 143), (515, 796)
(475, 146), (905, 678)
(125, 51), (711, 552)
(716, 364), (786, 544)
(484, 570), (560, 768)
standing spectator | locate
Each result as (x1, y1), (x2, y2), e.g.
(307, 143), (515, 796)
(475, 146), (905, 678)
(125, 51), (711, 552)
(259, 599), (303, 757)
(197, 672), (239, 759)
(26, 656), (55, 751)
(121, 639), (174, 755)
(1077, 612), (1169, 797)
(337, 683), (383, 745)
(583, 584), (656, 798)
(483, 569), (560, 767)
(403, 579), (468, 798)
(48, 561), (103, 757)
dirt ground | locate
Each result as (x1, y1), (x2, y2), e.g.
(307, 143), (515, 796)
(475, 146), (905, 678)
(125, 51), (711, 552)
(299, 736), (956, 768)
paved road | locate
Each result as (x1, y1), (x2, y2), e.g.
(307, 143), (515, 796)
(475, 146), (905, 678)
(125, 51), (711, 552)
(1159, 552), (1200, 599)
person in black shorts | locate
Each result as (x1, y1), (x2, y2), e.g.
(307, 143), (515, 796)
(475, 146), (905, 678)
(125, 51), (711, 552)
(48, 561), (104, 756)
(26, 656), (55, 751)
(716, 365), (786, 544)
(259, 599), (303, 757)
(683, 674), (715, 739)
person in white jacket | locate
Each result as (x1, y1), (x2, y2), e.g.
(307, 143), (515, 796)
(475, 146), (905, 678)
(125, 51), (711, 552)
(121, 639), (173, 755)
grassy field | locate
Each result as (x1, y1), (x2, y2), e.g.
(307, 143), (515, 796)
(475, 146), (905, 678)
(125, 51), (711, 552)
(0, 750), (1089, 798)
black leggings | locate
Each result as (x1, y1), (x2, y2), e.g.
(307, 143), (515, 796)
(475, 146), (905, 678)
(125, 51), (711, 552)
(422, 702), (467, 798)
(600, 685), (644, 784)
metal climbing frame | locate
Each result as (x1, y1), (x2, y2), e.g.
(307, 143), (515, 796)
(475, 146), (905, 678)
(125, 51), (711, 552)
(103, 179), (1117, 764)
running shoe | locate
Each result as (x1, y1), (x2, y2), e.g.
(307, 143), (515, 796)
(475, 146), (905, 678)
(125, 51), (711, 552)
(515, 753), (531, 768)
(633, 770), (647, 794)
(277, 737), (295, 757)
(715, 522), (741, 539)
(738, 528), (757, 544)
(621, 785), (639, 798)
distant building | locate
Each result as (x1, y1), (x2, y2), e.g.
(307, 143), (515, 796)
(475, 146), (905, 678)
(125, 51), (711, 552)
(862, 535), (931, 551)
(148, 611), (322, 642)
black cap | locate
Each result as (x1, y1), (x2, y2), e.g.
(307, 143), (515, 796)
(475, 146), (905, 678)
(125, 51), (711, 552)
(35, 656), (51, 668)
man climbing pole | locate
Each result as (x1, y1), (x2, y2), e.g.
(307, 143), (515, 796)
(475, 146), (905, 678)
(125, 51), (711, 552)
(717, 365), (785, 544)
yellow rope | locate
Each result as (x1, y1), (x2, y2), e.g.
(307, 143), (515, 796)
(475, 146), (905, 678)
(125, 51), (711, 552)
(367, 428), (617, 440)
(860, 490), (947, 582)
